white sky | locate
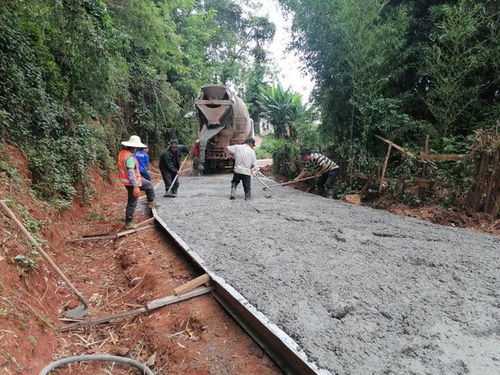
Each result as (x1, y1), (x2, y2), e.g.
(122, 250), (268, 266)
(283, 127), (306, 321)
(246, 0), (315, 104)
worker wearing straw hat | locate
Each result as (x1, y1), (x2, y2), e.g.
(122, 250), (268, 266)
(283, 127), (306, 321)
(118, 135), (159, 229)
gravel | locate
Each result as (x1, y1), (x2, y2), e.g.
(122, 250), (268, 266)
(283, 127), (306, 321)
(156, 175), (500, 375)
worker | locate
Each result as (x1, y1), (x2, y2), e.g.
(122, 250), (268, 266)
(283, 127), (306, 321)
(134, 147), (151, 181)
(191, 139), (201, 176)
(159, 140), (188, 197)
(227, 137), (257, 201)
(294, 149), (339, 198)
(118, 135), (158, 229)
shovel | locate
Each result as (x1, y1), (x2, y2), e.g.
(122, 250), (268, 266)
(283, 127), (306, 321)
(262, 175), (316, 190)
(0, 200), (90, 318)
(165, 154), (189, 197)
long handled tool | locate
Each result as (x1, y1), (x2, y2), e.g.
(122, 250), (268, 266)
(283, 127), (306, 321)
(254, 175), (273, 197)
(253, 171), (273, 198)
(0, 200), (90, 318)
(262, 175), (316, 190)
(165, 154), (189, 197)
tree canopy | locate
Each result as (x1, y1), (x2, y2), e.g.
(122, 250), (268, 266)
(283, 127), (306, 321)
(0, 0), (274, 206)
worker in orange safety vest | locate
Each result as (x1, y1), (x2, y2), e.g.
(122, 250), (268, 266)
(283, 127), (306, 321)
(118, 135), (158, 229)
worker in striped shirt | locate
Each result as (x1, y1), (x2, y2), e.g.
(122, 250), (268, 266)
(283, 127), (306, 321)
(294, 149), (340, 198)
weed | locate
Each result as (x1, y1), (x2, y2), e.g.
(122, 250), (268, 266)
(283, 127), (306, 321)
(85, 213), (105, 221)
(27, 335), (37, 347)
(0, 308), (9, 316)
(13, 252), (40, 274)
(0, 158), (21, 182)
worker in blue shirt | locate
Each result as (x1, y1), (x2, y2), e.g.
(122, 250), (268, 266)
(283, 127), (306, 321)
(134, 147), (151, 181)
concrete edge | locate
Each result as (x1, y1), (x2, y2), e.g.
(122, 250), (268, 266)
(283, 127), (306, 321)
(152, 208), (332, 375)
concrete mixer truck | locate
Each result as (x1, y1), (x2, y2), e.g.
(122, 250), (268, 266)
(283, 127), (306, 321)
(194, 85), (253, 172)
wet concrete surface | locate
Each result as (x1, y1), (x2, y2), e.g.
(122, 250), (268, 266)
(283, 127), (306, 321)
(156, 175), (500, 375)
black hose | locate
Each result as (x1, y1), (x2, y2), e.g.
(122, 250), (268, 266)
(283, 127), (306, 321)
(39, 354), (155, 375)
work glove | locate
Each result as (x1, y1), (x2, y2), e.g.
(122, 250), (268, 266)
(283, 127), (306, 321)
(133, 187), (140, 198)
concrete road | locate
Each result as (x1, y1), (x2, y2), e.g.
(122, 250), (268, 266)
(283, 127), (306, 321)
(156, 175), (500, 375)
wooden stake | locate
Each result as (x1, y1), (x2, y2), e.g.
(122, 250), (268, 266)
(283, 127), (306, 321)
(174, 274), (211, 296)
(379, 144), (392, 193)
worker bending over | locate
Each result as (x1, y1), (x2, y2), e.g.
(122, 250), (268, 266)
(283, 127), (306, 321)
(159, 140), (188, 197)
(294, 149), (339, 198)
(227, 137), (257, 200)
(118, 136), (158, 229)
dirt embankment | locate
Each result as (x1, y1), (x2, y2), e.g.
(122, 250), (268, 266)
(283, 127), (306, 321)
(0, 144), (279, 374)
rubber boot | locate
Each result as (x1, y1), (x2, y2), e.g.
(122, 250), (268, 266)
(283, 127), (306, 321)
(230, 183), (236, 200)
(171, 189), (178, 197)
(147, 200), (160, 209)
(244, 190), (251, 201)
(125, 222), (136, 230)
(326, 189), (335, 199)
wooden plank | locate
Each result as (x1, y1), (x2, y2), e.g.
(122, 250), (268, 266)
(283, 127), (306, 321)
(68, 224), (155, 242)
(116, 224), (155, 238)
(149, 286), (212, 309)
(420, 153), (464, 161)
(136, 217), (155, 228)
(57, 287), (213, 332)
(374, 135), (414, 158)
(173, 274), (211, 296)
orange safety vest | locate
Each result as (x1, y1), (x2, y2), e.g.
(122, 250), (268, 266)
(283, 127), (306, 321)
(117, 150), (142, 187)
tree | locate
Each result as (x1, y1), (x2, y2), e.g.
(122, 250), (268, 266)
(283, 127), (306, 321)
(259, 84), (307, 139)
(419, 0), (499, 137)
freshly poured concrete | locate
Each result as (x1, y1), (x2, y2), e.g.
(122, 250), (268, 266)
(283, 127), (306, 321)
(156, 175), (500, 375)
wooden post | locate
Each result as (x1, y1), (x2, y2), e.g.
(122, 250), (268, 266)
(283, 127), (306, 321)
(379, 144), (392, 193)
(484, 150), (499, 214)
(473, 152), (489, 211)
(423, 135), (429, 178)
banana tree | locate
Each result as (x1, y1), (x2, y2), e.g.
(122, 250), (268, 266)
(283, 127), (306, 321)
(258, 84), (307, 139)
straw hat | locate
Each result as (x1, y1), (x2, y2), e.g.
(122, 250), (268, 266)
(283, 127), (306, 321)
(121, 135), (147, 148)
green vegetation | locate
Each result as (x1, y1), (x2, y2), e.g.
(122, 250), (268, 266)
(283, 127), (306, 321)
(1, 0), (497, 210)
(13, 252), (41, 274)
(255, 135), (284, 159)
(0, 308), (9, 317)
(272, 0), (499, 206)
(0, 0), (274, 206)
(259, 84), (309, 140)
(84, 213), (106, 221)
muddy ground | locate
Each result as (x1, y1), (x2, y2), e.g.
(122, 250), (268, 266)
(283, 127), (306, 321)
(156, 174), (500, 375)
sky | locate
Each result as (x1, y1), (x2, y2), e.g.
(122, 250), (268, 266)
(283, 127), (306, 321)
(247, 0), (315, 103)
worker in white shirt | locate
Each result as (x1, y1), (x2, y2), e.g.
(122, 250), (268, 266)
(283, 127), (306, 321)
(226, 137), (257, 200)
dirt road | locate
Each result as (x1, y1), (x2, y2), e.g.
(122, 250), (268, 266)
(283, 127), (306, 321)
(156, 175), (500, 375)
